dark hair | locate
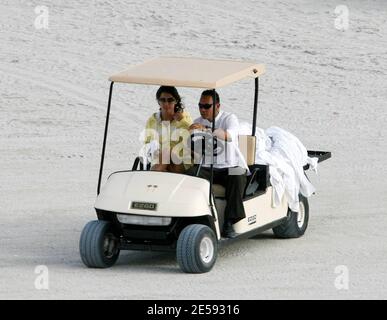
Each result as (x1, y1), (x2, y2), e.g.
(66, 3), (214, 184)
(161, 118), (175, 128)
(201, 90), (220, 104)
(156, 86), (183, 110)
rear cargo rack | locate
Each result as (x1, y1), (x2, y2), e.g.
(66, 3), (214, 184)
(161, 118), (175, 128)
(304, 150), (332, 170)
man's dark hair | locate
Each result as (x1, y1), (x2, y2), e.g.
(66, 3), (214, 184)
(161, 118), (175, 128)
(201, 90), (220, 104)
(156, 86), (183, 110)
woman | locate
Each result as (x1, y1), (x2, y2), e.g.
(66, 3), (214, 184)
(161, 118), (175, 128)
(143, 86), (192, 173)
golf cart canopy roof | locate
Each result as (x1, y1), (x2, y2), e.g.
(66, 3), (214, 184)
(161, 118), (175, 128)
(109, 57), (265, 89)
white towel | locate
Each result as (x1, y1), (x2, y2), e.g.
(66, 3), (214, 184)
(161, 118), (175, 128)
(239, 123), (318, 212)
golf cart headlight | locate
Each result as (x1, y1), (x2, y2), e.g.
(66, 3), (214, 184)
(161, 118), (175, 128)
(116, 214), (172, 226)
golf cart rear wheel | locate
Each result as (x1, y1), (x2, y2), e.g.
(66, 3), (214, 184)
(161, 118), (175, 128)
(79, 220), (120, 268)
(273, 195), (309, 238)
(177, 224), (217, 273)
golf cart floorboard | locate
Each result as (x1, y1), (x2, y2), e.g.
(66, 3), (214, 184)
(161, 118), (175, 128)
(119, 241), (176, 252)
(219, 217), (287, 245)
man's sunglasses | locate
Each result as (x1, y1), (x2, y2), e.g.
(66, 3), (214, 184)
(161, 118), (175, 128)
(158, 97), (176, 103)
(198, 103), (213, 110)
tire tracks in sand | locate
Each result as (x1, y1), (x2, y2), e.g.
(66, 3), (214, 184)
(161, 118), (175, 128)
(0, 63), (145, 126)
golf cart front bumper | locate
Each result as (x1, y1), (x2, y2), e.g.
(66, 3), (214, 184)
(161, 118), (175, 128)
(95, 209), (216, 252)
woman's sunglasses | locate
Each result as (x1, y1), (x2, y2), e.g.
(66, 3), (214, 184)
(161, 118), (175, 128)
(158, 97), (176, 103)
(198, 103), (213, 110)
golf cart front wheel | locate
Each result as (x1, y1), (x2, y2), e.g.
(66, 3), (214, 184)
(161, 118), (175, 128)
(273, 195), (309, 238)
(177, 224), (217, 273)
(79, 220), (120, 268)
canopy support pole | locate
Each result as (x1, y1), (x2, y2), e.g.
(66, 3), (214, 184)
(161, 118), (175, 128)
(209, 89), (217, 220)
(252, 77), (259, 136)
(97, 81), (114, 195)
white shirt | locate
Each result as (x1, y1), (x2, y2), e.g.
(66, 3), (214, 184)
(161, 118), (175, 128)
(193, 111), (248, 171)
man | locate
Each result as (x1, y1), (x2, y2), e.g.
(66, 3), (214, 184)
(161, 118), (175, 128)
(187, 90), (248, 237)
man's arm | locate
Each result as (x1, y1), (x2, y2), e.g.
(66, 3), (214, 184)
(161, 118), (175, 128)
(212, 128), (230, 141)
(188, 114), (239, 142)
(189, 123), (206, 131)
(189, 124), (229, 140)
(213, 114), (239, 142)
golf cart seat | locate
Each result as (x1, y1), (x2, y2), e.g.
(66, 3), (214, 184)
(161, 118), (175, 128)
(213, 184), (226, 198)
(212, 168), (268, 199)
(212, 135), (258, 199)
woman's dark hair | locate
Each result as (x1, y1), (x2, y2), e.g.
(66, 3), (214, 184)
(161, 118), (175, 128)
(156, 86), (183, 110)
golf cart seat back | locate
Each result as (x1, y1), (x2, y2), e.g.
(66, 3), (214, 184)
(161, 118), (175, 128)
(238, 135), (263, 196)
(212, 136), (258, 199)
(212, 184), (226, 198)
(238, 135), (256, 166)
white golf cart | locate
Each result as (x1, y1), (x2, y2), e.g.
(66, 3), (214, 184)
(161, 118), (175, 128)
(79, 57), (331, 273)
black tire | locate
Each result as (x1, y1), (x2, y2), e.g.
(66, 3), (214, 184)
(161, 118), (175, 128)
(273, 195), (309, 238)
(79, 220), (120, 268)
(177, 224), (217, 273)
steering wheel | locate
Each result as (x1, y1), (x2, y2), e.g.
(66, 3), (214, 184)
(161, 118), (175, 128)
(190, 131), (225, 157)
